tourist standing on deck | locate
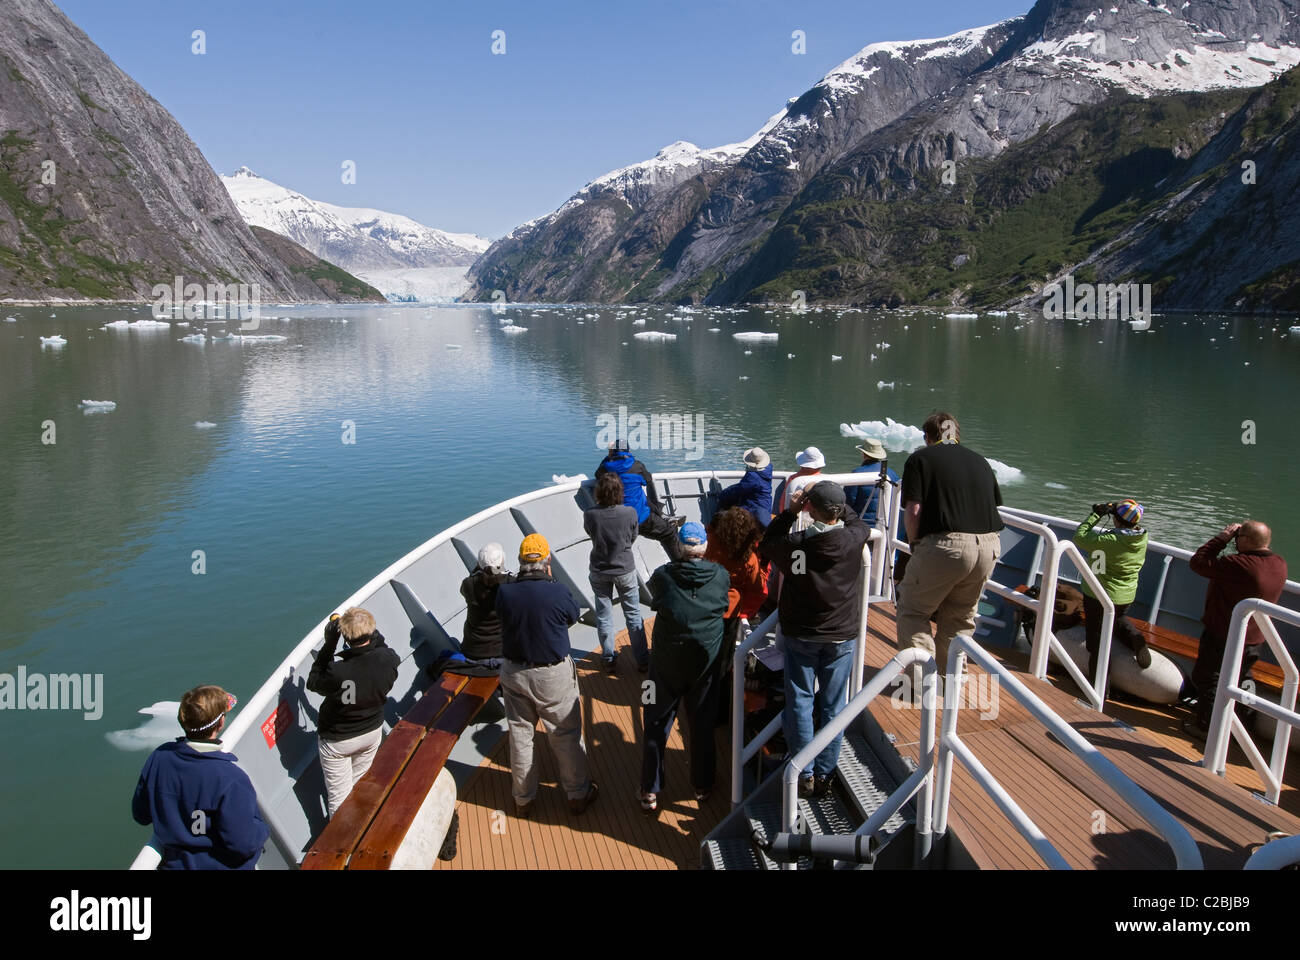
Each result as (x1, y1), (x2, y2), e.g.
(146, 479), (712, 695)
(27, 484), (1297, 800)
(760, 482), (871, 797)
(458, 543), (515, 662)
(496, 534), (599, 817)
(308, 607), (401, 818)
(1185, 521), (1288, 739)
(848, 439), (899, 528)
(131, 686), (268, 869)
(596, 441), (684, 560)
(640, 522), (731, 813)
(585, 472), (648, 673)
(895, 413), (1003, 677)
(706, 506), (769, 714)
(1073, 500), (1152, 680)
(716, 447), (774, 528)
(772, 446), (826, 525)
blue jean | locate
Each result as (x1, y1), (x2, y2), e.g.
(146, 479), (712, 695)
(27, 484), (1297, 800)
(590, 571), (648, 665)
(783, 636), (854, 780)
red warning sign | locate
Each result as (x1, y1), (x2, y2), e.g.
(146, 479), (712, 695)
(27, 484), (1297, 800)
(261, 700), (294, 748)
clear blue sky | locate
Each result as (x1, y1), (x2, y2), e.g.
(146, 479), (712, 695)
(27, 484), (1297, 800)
(58, 0), (1029, 237)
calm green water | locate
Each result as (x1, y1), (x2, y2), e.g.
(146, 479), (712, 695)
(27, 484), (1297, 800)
(1, 302), (1297, 868)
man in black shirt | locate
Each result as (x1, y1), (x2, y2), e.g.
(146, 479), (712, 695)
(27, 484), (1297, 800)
(896, 413), (1003, 678)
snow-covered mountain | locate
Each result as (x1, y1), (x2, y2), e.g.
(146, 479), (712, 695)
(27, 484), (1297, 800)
(466, 0), (1300, 305)
(222, 168), (490, 300)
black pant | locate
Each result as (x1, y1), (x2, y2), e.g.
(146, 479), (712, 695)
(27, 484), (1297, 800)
(640, 513), (683, 561)
(1082, 596), (1147, 671)
(641, 662), (720, 795)
(1191, 627), (1260, 727)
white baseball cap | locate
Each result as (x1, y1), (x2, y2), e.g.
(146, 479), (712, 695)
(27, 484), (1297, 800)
(478, 542), (506, 572)
(794, 446), (826, 469)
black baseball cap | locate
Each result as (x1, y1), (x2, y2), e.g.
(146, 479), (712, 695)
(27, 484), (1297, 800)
(807, 481), (847, 513)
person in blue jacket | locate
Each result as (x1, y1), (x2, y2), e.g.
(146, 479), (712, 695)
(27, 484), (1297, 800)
(595, 441), (683, 560)
(716, 447), (773, 528)
(847, 439), (899, 527)
(131, 685), (268, 869)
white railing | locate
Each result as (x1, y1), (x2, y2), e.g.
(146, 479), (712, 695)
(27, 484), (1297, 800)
(1203, 599), (1300, 804)
(778, 648), (937, 869)
(730, 610), (784, 808)
(933, 636), (1204, 869)
(1243, 834), (1300, 870)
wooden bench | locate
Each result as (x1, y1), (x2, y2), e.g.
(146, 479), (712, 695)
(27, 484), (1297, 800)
(302, 671), (498, 869)
(1129, 619), (1285, 694)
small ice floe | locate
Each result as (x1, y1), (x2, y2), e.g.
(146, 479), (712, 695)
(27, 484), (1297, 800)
(708, 327), (722, 332)
(3, 316), (17, 322)
(877, 381), (895, 390)
(40, 335), (67, 346)
(105, 702), (181, 751)
(78, 400), (117, 413)
(233, 334), (288, 342)
(179, 333), (206, 344)
(621, 341), (629, 346)
(987, 458), (1023, 484)
(743, 350), (753, 355)
(129, 319), (170, 329)
(987, 310), (1010, 317)
(634, 331), (677, 342)
(209, 332), (236, 340)
(738, 375), (750, 381)
(1288, 325), (1300, 335)
(501, 325), (528, 334)
(831, 354), (843, 361)
(632, 318), (647, 326)
(946, 313), (977, 319)
(101, 320), (130, 330)
(787, 353), (796, 359)
(1045, 482), (1069, 490)
(194, 421), (217, 429)
(551, 473), (588, 485)
(445, 343), (462, 350)
(733, 331), (779, 342)
(870, 353), (877, 362)
(176, 322), (190, 327)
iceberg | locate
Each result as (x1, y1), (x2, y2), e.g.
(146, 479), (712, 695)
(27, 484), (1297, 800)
(501, 325), (528, 334)
(179, 333), (206, 344)
(101, 320), (130, 330)
(946, 313), (978, 319)
(551, 473), (589, 485)
(841, 417), (1024, 482)
(733, 331), (779, 342)
(128, 319), (170, 329)
(634, 331), (677, 342)
(3, 316), (16, 322)
(40, 335), (67, 346)
(105, 702), (182, 751)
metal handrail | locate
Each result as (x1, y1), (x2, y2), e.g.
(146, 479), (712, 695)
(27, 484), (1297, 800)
(779, 648), (937, 869)
(731, 610), (782, 807)
(1243, 834), (1300, 870)
(1049, 540), (1117, 710)
(933, 636), (1204, 869)
(1203, 599), (1300, 804)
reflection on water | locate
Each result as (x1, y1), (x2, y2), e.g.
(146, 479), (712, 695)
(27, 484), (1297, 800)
(0, 301), (1297, 867)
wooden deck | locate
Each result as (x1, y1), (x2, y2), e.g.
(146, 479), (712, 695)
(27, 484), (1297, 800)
(436, 621), (729, 870)
(435, 605), (1300, 870)
(861, 604), (1300, 869)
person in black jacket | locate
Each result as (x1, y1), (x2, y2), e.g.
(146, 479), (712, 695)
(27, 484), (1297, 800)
(760, 481), (872, 797)
(460, 542), (515, 661)
(307, 606), (400, 818)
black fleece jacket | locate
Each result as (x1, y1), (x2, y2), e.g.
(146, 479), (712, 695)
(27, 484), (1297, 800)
(760, 504), (871, 642)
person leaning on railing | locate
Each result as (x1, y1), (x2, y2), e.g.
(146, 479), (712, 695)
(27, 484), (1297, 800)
(131, 686), (268, 869)
(1072, 500), (1152, 679)
(895, 413), (1003, 680)
(495, 533), (599, 818)
(307, 607), (400, 818)
(1184, 520), (1288, 740)
(585, 471), (649, 674)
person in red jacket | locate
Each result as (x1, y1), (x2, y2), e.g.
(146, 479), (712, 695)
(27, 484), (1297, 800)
(1185, 520), (1288, 738)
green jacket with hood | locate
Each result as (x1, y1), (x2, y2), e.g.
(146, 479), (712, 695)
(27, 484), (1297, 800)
(647, 559), (730, 689)
(1073, 511), (1148, 605)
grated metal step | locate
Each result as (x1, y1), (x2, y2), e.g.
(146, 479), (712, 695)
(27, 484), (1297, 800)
(837, 730), (911, 839)
(799, 792), (856, 836)
(702, 838), (764, 871)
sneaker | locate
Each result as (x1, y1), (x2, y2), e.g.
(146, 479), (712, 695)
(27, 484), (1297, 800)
(569, 782), (600, 815)
(640, 792), (659, 815)
(693, 787), (712, 803)
(797, 776), (816, 799)
(1133, 641), (1152, 670)
(515, 799), (535, 819)
(603, 656), (618, 675)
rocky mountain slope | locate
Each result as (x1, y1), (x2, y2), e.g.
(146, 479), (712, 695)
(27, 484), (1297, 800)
(0, 0), (382, 302)
(465, 0), (1300, 310)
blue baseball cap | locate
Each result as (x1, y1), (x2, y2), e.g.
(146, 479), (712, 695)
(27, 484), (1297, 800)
(679, 521), (707, 546)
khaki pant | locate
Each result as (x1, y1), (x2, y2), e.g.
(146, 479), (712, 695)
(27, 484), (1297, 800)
(896, 531), (1000, 673)
(319, 726), (383, 818)
(500, 658), (591, 805)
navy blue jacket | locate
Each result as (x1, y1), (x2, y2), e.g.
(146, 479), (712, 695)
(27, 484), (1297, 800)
(132, 738), (268, 870)
(595, 452), (659, 524)
(496, 571), (581, 663)
(848, 463), (900, 526)
(717, 466), (773, 527)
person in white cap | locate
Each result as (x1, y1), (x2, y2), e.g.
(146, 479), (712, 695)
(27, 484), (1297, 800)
(773, 446), (826, 532)
(716, 446), (774, 528)
(458, 542), (515, 661)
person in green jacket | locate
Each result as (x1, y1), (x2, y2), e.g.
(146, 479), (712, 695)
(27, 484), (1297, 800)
(639, 521), (730, 816)
(1073, 499), (1152, 678)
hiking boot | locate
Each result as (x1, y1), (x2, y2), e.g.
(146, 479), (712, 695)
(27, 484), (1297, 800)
(570, 782), (600, 815)
(812, 775), (834, 798)
(640, 792), (659, 815)
(693, 787), (712, 803)
(797, 776), (816, 799)
(515, 798), (535, 819)
(1133, 640), (1152, 670)
(603, 655), (618, 675)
